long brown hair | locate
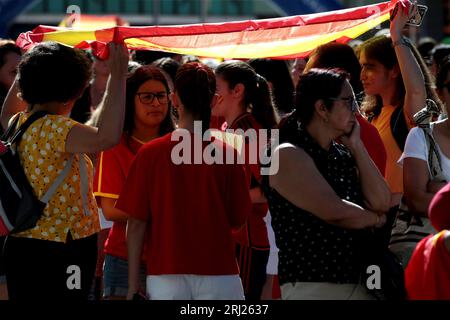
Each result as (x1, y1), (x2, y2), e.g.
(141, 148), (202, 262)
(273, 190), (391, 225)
(359, 35), (442, 117)
(174, 62), (216, 135)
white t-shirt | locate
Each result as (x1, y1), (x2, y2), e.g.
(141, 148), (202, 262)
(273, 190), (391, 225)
(398, 122), (450, 182)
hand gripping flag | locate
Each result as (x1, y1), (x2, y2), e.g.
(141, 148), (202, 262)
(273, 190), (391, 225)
(16, 0), (398, 60)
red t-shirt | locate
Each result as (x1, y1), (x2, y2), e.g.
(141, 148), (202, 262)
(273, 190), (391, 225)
(226, 113), (269, 249)
(405, 231), (450, 300)
(210, 115), (226, 130)
(116, 132), (252, 275)
(94, 134), (143, 260)
(357, 114), (387, 176)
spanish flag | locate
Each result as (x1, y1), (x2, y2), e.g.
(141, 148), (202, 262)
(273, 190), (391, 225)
(17, 0), (397, 60)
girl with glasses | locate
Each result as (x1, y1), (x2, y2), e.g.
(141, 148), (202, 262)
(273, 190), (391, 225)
(93, 65), (175, 300)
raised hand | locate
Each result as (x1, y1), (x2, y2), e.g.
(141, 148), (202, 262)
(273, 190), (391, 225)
(390, 0), (417, 37)
(106, 42), (129, 77)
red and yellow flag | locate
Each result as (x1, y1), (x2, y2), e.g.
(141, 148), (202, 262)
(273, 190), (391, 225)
(17, 1), (397, 60)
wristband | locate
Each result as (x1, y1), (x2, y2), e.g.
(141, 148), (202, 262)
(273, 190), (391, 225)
(392, 38), (409, 48)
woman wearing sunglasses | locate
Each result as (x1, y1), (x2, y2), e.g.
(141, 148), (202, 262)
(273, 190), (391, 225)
(262, 68), (391, 299)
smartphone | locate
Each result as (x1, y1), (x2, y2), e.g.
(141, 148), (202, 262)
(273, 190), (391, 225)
(406, 4), (428, 27)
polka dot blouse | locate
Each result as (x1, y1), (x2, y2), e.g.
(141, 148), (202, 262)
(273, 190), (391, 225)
(262, 120), (370, 285)
(13, 113), (100, 243)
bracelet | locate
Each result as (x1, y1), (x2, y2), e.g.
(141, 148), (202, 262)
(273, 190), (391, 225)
(392, 38), (409, 48)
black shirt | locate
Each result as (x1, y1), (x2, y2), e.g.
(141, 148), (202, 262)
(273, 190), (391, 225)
(262, 118), (370, 285)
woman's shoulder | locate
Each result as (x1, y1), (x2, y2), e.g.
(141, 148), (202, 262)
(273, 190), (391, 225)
(274, 142), (312, 166)
(406, 126), (426, 143)
(16, 112), (73, 128)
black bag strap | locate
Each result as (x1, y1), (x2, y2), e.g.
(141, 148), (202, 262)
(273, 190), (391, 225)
(390, 106), (409, 152)
(421, 125), (446, 181)
(6, 111), (48, 144)
(1, 113), (21, 141)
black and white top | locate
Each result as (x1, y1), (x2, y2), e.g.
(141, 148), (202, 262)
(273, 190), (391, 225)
(262, 118), (370, 285)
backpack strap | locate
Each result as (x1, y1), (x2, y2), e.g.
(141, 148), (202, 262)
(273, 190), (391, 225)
(390, 106), (409, 152)
(7, 111), (49, 144)
(1, 113), (21, 141)
(40, 155), (74, 204)
(78, 154), (92, 216)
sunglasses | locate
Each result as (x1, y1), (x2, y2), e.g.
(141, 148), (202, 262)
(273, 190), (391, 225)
(328, 96), (359, 113)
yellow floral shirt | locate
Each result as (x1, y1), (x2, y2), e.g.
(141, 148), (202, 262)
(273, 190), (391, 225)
(13, 113), (100, 242)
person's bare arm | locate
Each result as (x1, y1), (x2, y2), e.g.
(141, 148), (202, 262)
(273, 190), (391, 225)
(403, 158), (437, 216)
(126, 217), (146, 300)
(99, 197), (128, 222)
(390, 1), (426, 124)
(341, 121), (391, 213)
(65, 43), (129, 154)
(269, 144), (385, 230)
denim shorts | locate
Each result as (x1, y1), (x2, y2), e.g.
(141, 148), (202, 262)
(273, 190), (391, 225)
(103, 254), (147, 298)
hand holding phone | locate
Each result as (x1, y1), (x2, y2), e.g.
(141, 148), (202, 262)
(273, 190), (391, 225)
(390, 1), (427, 28)
(406, 4), (427, 27)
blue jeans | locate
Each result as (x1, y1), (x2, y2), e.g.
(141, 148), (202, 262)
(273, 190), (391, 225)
(103, 254), (146, 298)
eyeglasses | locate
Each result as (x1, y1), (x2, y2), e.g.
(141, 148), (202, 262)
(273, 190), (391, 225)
(136, 92), (168, 104)
(328, 96), (359, 113)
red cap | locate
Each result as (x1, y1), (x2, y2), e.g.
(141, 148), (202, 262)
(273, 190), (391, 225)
(429, 183), (450, 231)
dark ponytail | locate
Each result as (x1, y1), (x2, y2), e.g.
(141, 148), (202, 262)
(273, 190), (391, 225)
(252, 74), (279, 129)
(216, 60), (279, 130)
(175, 62), (215, 134)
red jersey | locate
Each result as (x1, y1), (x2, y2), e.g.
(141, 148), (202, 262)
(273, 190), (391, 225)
(405, 231), (450, 300)
(226, 113), (270, 249)
(116, 132), (252, 275)
(94, 134), (144, 260)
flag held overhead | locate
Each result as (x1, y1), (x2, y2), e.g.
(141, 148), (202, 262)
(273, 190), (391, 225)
(16, 0), (399, 60)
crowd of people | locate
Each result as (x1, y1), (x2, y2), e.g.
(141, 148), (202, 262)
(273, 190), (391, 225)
(0, 0), (449, 301)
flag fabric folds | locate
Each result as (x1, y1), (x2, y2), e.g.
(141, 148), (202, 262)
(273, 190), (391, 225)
(16, 1), (397, 60)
